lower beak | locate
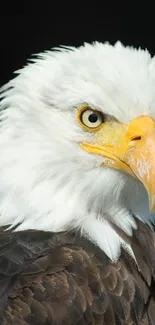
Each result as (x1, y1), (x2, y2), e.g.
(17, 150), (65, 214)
(81, 116), (155, 212)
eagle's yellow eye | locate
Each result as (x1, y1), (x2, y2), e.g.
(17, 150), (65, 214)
(77, 106), (104, 131)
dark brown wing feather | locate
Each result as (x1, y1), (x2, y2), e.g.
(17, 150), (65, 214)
(0, 218), (155, 325)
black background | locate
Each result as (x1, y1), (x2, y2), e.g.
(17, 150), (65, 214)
(0, 12), (155, 87)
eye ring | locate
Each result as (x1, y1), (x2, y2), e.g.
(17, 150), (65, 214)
(77, 105), (105, 131)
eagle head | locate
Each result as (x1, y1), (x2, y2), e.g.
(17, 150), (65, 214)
(0, 41), (155, 261)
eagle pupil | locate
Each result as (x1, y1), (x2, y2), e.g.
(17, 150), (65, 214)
(89, 113), (98, 123)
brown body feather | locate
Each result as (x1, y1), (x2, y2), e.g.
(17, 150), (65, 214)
(0, 219), (155, 325)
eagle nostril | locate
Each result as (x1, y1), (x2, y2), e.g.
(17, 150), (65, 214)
(131, 136), (141, 141)
(129, 136), (142, 147)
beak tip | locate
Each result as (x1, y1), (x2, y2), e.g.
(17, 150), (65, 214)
(149, 195), (155, 214)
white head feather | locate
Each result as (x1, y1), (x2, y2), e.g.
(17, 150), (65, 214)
(0, 41), (155, 261)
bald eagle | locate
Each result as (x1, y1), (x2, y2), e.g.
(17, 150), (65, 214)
(0, 41), (155, 325)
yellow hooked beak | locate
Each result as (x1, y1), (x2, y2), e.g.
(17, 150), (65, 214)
(80, 116), (155, 212)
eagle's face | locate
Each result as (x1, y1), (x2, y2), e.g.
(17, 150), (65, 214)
(0, 41), (155, 261)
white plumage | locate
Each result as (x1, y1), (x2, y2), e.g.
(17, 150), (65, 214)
(0, 41), (154, 261)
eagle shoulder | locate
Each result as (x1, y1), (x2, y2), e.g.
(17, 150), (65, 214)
(0, 221), (155, 325)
